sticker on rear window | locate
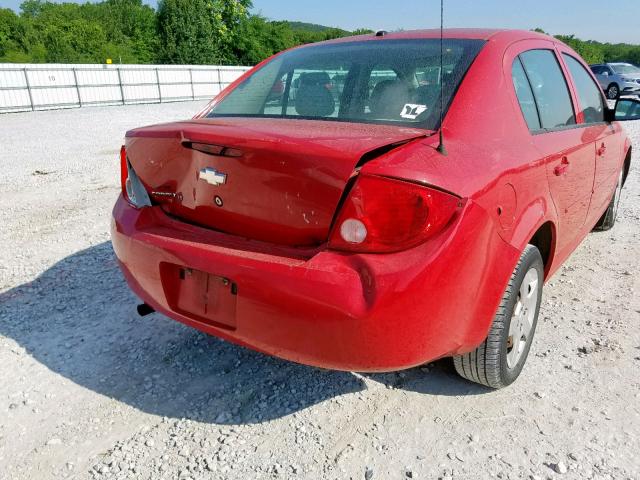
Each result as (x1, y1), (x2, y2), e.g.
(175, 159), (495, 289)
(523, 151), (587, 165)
(400, 104), (428, 120)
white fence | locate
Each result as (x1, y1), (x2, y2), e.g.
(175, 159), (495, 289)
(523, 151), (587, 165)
(0, 63), (251, 113)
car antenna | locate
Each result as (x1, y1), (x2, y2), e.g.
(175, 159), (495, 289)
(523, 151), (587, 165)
(436, 0), (448, 156)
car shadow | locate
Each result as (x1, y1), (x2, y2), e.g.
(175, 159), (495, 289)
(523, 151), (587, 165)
(0, 242), (488, 426)
(366, 359), (492, 397)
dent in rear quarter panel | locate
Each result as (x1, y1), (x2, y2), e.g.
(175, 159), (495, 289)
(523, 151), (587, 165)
(432, 201), (522, 355)
(327, 198), (521, 362)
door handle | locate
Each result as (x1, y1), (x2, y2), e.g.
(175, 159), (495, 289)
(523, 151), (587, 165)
(554, 157), (570, 176)
(597, 143), (607, 157)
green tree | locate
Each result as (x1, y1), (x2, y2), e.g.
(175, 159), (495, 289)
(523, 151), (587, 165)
(555, 35), (604, 64)
(43, 20), (107, 63)
(233, 16), (296, 65)
(0, 0), (158, 63)
(0, 1), (384, 65)
(352, 28), (375, 36)
(89, 0), (159, 63)
(0, 9), (20, 59)
(231, 18), (358, 65)
(19, 0), (46, 17)
(0, 7), (43, 62)
(6, 5), (638, 67)
(157, 0), (251, 64)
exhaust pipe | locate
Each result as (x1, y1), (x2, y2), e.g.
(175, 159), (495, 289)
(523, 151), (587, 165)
(136, 303), (155, 317)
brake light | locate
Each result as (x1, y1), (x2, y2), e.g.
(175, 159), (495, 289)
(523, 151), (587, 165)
(120, 144), (151, 209)
(120, 145), (130, 202)
(328, 175), (459, 253)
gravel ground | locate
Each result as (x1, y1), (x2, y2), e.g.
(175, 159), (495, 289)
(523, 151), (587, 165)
(0, 102), (639, 480)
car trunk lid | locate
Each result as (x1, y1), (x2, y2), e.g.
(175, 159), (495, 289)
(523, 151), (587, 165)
(125, 117), (428, 246)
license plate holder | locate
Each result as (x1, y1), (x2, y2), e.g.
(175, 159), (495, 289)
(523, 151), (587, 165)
(161, 264), (237, 330)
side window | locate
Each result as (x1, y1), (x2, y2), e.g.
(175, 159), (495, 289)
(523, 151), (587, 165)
(519, 50), (576, 129)
(512, 57), (541, 131)
(591, 66), (603, 75)
(563, 54), (605, 124)
(615, 99), (640, 119)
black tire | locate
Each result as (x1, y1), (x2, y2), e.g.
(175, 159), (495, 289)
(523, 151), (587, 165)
(594, 170), (624, 231)
(453, 245), (544, 389)
(606, 83), (620, 100)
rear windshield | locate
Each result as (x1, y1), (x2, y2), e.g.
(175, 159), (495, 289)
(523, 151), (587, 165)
(206, 39), (485, 130)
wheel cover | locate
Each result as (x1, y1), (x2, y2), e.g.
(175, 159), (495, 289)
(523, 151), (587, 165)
(506, 267), (540, 369)
(609, 86), (619, 99)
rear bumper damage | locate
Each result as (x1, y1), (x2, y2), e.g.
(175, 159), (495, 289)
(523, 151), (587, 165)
(111, 195), (518, 372)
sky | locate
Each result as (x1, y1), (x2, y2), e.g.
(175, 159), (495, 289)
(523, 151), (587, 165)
(1, 0), (638, 45)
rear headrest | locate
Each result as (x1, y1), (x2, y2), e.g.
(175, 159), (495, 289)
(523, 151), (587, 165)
(295, 82), (335, 117)
(370, 80), (410, 117)
(299, 72), (331, 87)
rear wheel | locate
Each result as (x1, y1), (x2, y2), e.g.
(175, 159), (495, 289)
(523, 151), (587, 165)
(453, 245), (544, 389)
(606, 83), (620, 100)
(594, 170), (624, 231)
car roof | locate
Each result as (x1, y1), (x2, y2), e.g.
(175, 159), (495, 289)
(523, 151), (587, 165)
(315, 28), (551, 45)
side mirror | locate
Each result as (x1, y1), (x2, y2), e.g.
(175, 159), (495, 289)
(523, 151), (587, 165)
(602, 71), (609, 77)
(611, 98), (640, 121)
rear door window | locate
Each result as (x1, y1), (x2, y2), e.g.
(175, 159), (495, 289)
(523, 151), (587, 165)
(512, 57), (541, 131)
(562, 54), (605, 124)
(519, 49), (576, 130)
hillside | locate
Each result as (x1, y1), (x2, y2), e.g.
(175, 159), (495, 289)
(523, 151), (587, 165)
(284, 21), (350, 34)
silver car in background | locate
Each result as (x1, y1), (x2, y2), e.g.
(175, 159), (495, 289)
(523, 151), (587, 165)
(590, 62), (640, 99)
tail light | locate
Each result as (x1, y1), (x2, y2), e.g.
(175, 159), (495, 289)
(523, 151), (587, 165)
(120, 145), (151, 209)
(328, 175), (459, 253)
(120, 145), (129, 200)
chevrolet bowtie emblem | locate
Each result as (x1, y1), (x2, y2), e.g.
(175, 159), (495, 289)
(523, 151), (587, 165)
(199, 168), (227, 186)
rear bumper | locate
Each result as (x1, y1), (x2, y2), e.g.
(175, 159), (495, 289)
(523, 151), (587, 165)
(111, 196), (518, 371)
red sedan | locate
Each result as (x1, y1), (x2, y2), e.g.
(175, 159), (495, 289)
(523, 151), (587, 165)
(111, 29), (639, 388)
